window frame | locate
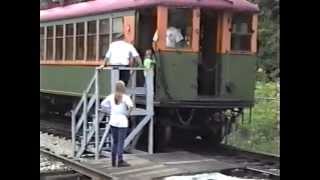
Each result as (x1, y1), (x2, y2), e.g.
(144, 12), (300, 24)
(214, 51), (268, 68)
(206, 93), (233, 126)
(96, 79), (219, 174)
(55, 24), (64, 61)
(229, 13), (258, 55)
(40, 27), (45, 61)
(155, 6), (200, 52)
(40, 10), (135, 66)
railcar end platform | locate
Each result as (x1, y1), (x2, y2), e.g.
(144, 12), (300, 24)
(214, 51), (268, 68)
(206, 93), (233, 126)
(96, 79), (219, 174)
(72, 151), (242, 180)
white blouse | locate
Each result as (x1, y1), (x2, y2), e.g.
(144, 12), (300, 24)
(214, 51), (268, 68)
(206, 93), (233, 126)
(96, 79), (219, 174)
(101, 94), (134, 128)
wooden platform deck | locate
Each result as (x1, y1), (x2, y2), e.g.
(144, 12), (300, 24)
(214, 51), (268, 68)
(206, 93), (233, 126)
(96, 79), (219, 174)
(79, 151), (243, 180)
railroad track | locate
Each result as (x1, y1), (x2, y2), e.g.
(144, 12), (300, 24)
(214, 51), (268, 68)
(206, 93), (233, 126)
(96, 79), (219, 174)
(164, 143), (280, 178)
(40, 148), (111, 180)
(40, 115), (71, 138)
(40, 171), (88, 180)
(40, 117), (280, 179)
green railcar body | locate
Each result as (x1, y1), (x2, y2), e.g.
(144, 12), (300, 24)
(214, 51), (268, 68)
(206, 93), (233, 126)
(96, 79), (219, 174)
(40, 52), (256, 105)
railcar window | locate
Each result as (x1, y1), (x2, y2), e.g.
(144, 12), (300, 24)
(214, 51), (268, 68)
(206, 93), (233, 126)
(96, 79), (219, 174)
(87, 21), (96, 60)
(166, 8), (193, 48)
(40, 27), (44, 60)
(76, 22), (84, 60)
(55, 25), (63, 60)
(46, 26), (54, 60)
(41, 14), (128, 63)
(99, 19), (110, 59)
(65, 24), (74, 60)
(112, 17), (123, 41)
(231, 14), (252, 52)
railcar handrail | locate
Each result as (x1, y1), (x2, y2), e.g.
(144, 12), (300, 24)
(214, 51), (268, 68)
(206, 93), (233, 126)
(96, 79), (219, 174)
(99, 66), (146, 70)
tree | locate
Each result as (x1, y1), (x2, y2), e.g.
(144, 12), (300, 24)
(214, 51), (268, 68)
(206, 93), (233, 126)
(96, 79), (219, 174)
(250, 0), (280, 81)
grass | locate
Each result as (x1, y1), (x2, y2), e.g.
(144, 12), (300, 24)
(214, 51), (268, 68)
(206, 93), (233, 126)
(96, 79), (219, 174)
(227, 81), (280, 155)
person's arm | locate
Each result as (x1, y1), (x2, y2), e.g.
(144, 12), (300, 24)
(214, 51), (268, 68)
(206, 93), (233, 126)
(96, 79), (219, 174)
(101, 95), (112, 113)
(134, 56), (142, 67)
(152, 30), (159, 51)
(98, 58), (109, 69)
(151, 57), (156, 64)
(129, 44), (141, 67)
(125, 95), (134, 117)
(128, 106), (133, 117)
(98, 48), (111, 69)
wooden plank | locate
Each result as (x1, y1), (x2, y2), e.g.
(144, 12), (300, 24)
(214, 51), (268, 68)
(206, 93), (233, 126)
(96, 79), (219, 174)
(251, 14), (258, 53)
(166, 160), (242, 173)
(110, 164), (165, 176)
(164, 159), (218, 165)
(124, 15), (135, 44)
(136, 151), (205, 161)
(220, 12), (232, 53)
(156, 6), (167, 50)
(126, 167), (182, 179)
(192, 8), (200, 52)
(216, 14), (222, 53)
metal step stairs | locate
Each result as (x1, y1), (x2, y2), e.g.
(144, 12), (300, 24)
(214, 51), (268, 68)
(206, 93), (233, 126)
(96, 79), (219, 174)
(71, 67), (154, 159)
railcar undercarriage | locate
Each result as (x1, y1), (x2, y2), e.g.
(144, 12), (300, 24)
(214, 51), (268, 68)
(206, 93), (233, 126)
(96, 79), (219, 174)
(41, 93), (246, 151)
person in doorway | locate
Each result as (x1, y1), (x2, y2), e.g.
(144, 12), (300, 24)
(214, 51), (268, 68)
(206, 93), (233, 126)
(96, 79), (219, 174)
(143, 49), (156, 77)
(101, 80), (134, 167)
(152, 26), (184, 48)
(98, 33), (142, 85)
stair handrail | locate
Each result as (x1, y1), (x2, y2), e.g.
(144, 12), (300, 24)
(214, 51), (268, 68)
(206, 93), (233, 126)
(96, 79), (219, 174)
(72, 67), (155, 158)
(72, 70), (99, 158)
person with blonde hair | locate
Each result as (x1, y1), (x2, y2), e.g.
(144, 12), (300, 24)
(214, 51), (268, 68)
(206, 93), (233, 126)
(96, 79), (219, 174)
(101, 80), (134, 167)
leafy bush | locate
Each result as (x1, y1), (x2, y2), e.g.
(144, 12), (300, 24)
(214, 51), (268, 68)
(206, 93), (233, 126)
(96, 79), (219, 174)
(227, 81), (279, 155)
(249, 0), (280, 81)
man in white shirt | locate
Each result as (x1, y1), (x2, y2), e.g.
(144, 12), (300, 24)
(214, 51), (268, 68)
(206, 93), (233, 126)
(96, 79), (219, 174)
(153, 26), (184, 48)
(98, 33), (141, 85)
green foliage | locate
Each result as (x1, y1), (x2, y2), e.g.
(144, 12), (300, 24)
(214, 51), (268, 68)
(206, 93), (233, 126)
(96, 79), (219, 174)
(250, 0), (280, 81)
(227, 1), (280, 154)
(228, 81), (279, 155)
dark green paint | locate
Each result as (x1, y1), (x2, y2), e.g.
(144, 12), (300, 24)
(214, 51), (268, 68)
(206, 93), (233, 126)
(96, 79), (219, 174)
(40, 65), (111, 97)
(40, 53), (256, 104)
(217, 54), (256, 101)
(155, 51), (198, 100)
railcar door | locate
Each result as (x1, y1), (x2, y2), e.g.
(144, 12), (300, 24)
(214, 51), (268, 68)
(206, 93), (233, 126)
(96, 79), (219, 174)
(145, 7), (200, 100)
(198, 10), (218, 97)
(135, 8), (158, 88)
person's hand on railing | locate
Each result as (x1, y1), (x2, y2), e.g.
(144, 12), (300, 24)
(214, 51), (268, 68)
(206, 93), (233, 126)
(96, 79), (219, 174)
(97, 62), (109, 71)
(97, 66), (103, 71)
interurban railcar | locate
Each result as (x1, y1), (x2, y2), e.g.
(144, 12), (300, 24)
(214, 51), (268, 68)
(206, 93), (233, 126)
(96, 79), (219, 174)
(40, 0), (259, 146)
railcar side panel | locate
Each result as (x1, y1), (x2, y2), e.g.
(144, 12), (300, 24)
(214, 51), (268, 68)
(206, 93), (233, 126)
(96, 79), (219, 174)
(40, 65), (111, 97)
(155, 52), (198, 101)
(218, 54), (256, 101)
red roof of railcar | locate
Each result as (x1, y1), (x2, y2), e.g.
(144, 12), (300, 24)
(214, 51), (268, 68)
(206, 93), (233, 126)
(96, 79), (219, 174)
(40, 0), (259, 22)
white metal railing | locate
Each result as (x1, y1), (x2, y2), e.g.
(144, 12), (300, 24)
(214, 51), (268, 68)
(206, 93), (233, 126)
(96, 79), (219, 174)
(71, 67), (154, 159)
